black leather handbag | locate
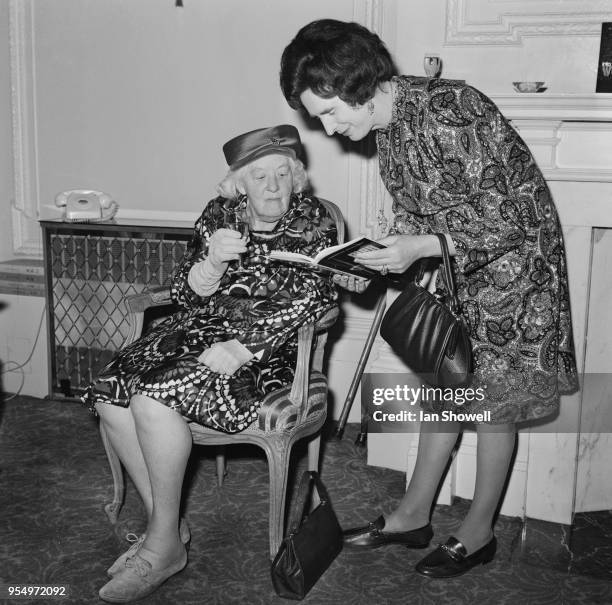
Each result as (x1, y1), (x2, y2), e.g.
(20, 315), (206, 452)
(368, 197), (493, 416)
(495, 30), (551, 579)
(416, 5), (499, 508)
(270, 471), (342, 600)
(380, 233), (472, 388)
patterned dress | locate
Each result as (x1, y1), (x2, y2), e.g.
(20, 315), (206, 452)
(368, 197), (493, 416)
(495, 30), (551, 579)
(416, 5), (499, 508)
(377, 76), (578, 423)
(83, 193), (338, 433)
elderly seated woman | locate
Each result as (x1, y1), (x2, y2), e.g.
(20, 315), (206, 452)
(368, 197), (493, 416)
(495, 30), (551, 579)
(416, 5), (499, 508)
(82, 125), (339, 603)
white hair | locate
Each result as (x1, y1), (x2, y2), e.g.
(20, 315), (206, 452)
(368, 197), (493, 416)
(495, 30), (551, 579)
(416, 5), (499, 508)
(216, 155), (309, 199)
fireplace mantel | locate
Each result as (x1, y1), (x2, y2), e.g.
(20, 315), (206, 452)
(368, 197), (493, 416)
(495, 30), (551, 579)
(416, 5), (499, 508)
(491, 93), (612, 122)
(483, 94), (612, 184)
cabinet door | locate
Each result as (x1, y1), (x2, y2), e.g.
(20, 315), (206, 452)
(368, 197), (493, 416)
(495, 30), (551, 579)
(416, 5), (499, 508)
(575, 228), (612, 512)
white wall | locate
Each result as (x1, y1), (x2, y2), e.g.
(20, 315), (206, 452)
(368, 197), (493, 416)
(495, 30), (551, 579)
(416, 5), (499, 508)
(0, 0), (13, 260)
(0, 294), (47, 397)
(31, 0), (355, 221)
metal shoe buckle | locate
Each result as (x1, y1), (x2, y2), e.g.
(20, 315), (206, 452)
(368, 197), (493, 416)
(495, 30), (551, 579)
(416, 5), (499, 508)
(440, 542), (465, 562)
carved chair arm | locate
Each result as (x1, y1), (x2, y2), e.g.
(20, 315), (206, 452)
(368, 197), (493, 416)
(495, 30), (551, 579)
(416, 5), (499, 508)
(125, 286), (172, 313)
(124, 286), (173, 346)
(290, 306), (339, 420)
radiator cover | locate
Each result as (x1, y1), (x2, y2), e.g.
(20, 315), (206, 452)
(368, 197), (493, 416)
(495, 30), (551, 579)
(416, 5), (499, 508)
(40, 219), (192, 398)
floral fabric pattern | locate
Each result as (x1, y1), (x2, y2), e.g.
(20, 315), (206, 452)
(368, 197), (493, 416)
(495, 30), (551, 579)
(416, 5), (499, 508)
(82, 193), (338, 433)
(377, 76), (578, 423)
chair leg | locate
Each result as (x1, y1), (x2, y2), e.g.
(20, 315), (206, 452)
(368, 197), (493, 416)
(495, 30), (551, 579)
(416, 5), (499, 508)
(264, 439), (291, 559)
(307, 434), (321, 472)
(99, 422), (125, 524)
(215, 447), (227, 487)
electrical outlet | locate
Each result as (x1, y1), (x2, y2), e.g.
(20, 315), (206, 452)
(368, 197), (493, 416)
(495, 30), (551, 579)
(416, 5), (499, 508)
(7, 338), (32, 374)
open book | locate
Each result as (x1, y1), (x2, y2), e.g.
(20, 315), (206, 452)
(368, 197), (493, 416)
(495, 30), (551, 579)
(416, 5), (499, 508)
(269, 236), (386, 280)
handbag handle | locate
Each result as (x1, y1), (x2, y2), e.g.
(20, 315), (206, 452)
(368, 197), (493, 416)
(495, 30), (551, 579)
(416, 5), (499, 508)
(285, 471), (330, 536)
(435, 233), (461, 316)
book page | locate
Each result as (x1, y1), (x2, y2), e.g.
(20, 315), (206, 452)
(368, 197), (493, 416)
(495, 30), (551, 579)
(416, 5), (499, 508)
(311, 236), (380, 263)
(268, 236), (386, 279)
(268, 250), (314, 264)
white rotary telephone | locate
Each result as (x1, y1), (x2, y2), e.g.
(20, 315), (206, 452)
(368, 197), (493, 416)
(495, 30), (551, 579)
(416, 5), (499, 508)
(55, 189), (118, 222)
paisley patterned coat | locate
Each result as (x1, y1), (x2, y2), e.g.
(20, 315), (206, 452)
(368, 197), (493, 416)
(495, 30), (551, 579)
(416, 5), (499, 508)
(376, 76), (578, 423)
(83, 193), (338, 433)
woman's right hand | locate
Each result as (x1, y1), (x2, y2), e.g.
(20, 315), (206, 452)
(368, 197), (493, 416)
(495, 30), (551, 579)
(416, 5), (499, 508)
(352, 234), (444, 274)
(207, 228), (248, 271)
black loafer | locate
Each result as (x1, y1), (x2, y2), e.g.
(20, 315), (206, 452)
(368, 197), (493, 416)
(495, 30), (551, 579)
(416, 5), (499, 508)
(343, 515), (433, 549)
(415, 536), (496, 578)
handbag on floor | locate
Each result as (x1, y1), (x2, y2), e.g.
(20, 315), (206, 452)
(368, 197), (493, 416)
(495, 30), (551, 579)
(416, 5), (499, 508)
(270, 471), (342, 600)
(380, 233), (472, 388)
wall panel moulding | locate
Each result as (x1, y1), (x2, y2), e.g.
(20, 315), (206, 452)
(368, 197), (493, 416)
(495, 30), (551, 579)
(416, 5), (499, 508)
(445, 0), (612, 46)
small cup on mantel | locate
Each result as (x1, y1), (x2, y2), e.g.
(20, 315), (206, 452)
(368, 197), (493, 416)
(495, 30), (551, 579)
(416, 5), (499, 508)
(512, 81), (546, 93)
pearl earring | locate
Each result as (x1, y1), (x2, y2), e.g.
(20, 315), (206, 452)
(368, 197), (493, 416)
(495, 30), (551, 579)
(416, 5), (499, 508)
(367, 100), (375, 115)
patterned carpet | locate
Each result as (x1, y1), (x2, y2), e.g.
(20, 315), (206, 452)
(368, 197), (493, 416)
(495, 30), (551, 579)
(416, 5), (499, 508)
(1, 396), (611, 605)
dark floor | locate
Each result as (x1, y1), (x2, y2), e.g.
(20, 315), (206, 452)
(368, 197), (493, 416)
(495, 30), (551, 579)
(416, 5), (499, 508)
(570, 511), (612, 580)
(1, 396), (611, 605)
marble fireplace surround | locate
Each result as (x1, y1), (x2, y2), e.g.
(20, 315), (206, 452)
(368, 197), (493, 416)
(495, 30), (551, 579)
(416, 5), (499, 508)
(365, 92), (612, 529)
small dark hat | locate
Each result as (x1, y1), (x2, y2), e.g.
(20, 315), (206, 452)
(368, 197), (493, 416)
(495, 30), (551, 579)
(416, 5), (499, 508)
(223, 124), (302, 169)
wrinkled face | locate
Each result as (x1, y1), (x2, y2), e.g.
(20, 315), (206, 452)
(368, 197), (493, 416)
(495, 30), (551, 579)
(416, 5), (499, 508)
(239, 154), (294, 226)
(300, 89), (374, 141)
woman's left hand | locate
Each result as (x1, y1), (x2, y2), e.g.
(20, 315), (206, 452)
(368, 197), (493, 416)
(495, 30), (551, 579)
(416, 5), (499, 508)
(198, 339), (254, 375)
(352, 234), (440, 274)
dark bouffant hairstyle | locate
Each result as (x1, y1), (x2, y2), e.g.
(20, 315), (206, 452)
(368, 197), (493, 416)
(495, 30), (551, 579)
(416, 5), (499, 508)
(280, 19), (397, 110)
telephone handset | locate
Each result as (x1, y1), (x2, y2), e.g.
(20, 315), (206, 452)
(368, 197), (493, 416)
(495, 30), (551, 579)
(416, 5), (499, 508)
(55, 190), (118, 222)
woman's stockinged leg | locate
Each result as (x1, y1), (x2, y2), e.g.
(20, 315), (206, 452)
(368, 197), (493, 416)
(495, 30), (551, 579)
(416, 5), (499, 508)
(129, 394), (192, 569)
(384, 421), (461, 532)
(454, 422), (516, 553)
(96, 403), (154, 519)
(385, 419), (516, 552)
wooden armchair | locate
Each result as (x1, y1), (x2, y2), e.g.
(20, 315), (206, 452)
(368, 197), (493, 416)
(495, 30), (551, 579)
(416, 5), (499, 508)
(100, 199), (344, 559)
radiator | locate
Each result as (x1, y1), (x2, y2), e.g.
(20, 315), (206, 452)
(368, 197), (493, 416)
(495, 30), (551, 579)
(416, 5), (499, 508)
(40, 219), (192, 398)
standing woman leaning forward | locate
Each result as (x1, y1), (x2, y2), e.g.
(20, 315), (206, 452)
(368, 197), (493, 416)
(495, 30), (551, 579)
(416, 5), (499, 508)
(280, 19), (578, 578)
